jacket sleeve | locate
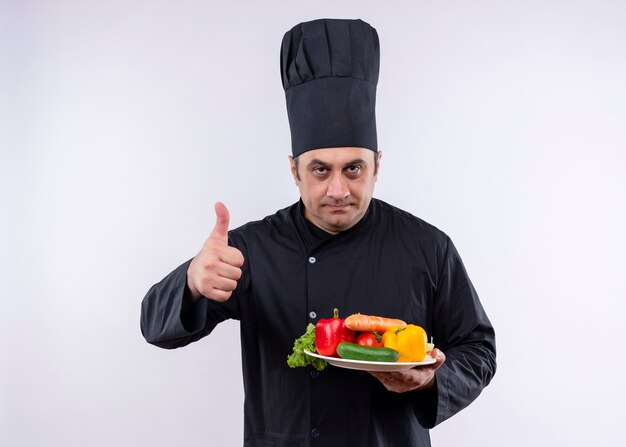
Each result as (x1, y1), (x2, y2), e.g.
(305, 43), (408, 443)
(140, 254), (244, 349)
(414, 236), (497, 428)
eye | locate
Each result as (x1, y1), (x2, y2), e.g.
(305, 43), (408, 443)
(345, 165), (362, 176)
(313, 166), (328, 175)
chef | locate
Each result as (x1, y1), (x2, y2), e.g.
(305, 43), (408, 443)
(141, 18), (496, 446)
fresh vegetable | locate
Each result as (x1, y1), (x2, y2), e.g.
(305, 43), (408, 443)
(336, 342), (399, 362)
(315, 308), (355, 357)
(345, 314), (407, 333)
(382, 324), (428, 362)
(355, 332), (383, 347)
(427, 337), (435, 354)
(287, 323), (327, 371)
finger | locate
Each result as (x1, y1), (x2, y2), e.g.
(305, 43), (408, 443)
(368, 372), (406, 392)
(208, 288), (232, 302)
(210, 202), (230, 243)
(368, 372), (389, 384)
(214, 262), (242, 281)
(390, 369), (413, 381)
(431, 348), (446, 368)
(210, 276), (239, 292)
(219, 246), (245, 267)
(369, 371), (393, 382)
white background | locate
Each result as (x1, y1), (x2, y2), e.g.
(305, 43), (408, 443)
(2, 1), (625, 446)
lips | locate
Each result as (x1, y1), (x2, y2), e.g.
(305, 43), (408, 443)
(325, 203), (352, 211)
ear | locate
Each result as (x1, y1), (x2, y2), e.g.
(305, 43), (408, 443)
(374, 150), (382, 179)
(288, 155), (299, 184)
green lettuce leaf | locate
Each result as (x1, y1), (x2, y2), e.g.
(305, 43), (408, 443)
(286, 323), (327, 371)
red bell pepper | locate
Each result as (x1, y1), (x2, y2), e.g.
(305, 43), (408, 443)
(315, 308), (355, 357)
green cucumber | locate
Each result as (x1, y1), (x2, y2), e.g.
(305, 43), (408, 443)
(336, 342), (399, 362)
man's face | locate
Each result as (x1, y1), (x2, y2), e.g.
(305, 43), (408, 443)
(289, 147), (382, 234)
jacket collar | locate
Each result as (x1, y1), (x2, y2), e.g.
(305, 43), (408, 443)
(292, 198), (377, 252)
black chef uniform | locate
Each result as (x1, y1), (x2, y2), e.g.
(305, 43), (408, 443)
(141, 18), (496, 447)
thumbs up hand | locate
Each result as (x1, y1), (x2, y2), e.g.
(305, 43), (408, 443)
(187, 202), (245, 302)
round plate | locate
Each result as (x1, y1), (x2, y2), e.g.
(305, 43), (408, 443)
(303, 349), (436, 372)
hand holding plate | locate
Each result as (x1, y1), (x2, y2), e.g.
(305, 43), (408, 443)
(369, 348), (446, 393)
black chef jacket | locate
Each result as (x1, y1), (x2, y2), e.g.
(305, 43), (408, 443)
(141, 198), (496, 447)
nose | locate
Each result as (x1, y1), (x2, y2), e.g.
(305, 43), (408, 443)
(326, 172), (350, 200)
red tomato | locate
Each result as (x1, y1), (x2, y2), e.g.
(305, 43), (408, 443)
(355, 332), (383, 347)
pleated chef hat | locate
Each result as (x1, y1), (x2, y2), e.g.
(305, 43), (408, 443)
(280, 18), (380, 157)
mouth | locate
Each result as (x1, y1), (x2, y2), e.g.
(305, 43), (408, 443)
(325, 203), (352, 211)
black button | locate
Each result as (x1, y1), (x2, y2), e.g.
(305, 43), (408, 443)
(310, 370), (319, 378)
(311, 428), (320, 438)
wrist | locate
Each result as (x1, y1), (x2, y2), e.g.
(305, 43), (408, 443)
(419, 374), (437, 391)
(185, 268), (202, 303)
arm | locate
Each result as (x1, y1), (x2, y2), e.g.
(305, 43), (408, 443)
(140, 259), (215, 349)
(369, 236), (497, 428)
(417, 236), (496, 427)
(140, 202), (246, 349)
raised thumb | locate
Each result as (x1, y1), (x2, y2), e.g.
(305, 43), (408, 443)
(210, 201), (230, 243)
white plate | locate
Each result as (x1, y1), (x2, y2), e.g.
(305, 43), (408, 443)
(303, 349), (436, 372)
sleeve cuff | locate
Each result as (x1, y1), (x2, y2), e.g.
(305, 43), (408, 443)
(180, 284), (209, 333)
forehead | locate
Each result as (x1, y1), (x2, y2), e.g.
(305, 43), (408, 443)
(299, 147), (373, 164)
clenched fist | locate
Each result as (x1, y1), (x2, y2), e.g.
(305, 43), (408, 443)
(186, 202), (245, 302)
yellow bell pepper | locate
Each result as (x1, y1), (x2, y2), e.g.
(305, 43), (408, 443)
(382, 324), (428, 362)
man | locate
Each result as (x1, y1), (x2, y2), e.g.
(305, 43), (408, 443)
(141, 18), (496, 446)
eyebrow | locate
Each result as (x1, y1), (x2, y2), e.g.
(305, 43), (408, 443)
(306, 158), (369, 168)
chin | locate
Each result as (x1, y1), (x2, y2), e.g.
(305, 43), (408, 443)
(328, 217), (356, 231)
